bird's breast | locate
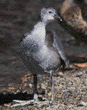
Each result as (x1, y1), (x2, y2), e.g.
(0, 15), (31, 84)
(33, 45), (60, 70)
(32, 27), (46, 46)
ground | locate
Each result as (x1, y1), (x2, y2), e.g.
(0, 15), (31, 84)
(0, 0), (87, 110)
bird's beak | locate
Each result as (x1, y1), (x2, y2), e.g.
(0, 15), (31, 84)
(54, 14), (62, 21)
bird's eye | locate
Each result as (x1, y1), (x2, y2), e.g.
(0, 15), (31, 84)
(49, 11), (52, 13)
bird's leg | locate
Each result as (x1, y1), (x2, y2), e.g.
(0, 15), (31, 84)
(11, 74), (38, 108)
(50, 70), (54, 104)
(11, 74), (49, 108)
(33, 74), (38, 101)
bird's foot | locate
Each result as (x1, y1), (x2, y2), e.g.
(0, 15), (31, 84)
(11, 94), (51, 108)
(11, 99), (50, 108)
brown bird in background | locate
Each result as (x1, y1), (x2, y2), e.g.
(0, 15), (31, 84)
(60, 0), (87, 44)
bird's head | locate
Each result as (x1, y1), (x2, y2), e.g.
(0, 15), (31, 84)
(41, 7), (62, 24)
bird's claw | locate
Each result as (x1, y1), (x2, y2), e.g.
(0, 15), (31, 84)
(11, 99), (50, 108)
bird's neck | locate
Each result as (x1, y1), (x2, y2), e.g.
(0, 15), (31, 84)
(32, 21), (46, 38)
(42, 20), (51, 26)
(34, 21), (46, 28)
(41, 17), (51, 26)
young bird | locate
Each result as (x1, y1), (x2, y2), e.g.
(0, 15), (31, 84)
(11, 7), (69, 107)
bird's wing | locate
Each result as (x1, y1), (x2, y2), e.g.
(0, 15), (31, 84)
(52, 30), (69, 68)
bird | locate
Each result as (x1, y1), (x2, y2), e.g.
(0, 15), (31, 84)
(60, 0), (87, 44)
(11, 7), (69, 107)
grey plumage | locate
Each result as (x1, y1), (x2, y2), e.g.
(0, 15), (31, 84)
(11, 7), (69, 107)
(19, 31), (61, 75)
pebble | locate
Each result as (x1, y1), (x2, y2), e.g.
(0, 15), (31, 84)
(41, 83), (46, 89)
(58, 72), (64, 77)
(78, 101), (87, 106)
(29, 84), (33, 88)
